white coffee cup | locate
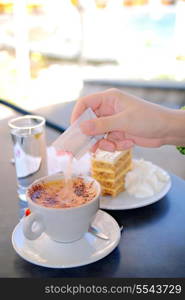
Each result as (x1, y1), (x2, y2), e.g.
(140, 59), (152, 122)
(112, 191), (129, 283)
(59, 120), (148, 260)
(23, 174), (100, 243)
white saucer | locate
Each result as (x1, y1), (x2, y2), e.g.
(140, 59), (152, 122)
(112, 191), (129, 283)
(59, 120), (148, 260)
(100, 169), (171, 210)
(12, 210), (121, 268)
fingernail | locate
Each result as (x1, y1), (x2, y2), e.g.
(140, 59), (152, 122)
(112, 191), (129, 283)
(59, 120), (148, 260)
(105, 144), (115, 151)
(99, 140), (115, 152)
(80, 120), (96, 135)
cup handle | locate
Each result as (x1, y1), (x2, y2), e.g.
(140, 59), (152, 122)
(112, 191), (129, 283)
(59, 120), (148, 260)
(23, 212), (45, 240)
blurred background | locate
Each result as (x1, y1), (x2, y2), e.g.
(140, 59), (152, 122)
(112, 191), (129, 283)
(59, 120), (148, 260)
(0, 0), (185, 119)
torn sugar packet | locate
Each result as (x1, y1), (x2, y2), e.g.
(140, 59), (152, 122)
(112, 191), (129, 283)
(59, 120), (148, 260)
(51, 108), (104, 160)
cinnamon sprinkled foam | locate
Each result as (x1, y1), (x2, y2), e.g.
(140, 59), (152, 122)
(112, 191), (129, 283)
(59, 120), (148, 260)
(29, 177), (96, 208)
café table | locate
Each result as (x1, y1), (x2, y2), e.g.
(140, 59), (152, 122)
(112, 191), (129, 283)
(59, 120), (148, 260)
(0, 101), (185, 278)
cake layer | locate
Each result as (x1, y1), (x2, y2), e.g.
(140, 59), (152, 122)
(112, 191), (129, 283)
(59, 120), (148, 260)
(91, 148), (133, 197)
(101, 184), (125, 197)
(92, 159), (132, 180)
(93, 174), (125, 189)
(92, 150), (131, 170)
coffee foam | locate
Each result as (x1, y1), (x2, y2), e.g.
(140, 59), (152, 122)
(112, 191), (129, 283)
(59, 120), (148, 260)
(29, 177), (96, 209)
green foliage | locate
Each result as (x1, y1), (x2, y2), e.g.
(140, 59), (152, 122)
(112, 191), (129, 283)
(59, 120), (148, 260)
(176, 106), (185, 155)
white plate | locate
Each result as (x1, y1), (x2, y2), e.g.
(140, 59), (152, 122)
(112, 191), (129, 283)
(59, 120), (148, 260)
(100, 169), (171, 210)
(12, 210), (121, 268)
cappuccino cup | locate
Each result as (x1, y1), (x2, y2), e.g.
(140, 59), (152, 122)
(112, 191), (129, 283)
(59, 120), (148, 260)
(23, 174), (100, 243)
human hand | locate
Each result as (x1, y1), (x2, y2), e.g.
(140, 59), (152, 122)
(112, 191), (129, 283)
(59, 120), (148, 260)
(71, 89), (184, 151)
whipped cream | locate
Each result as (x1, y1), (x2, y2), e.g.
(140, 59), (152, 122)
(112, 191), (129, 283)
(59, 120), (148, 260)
(94, 149), (128, 163)
(125, 159), (170, 198)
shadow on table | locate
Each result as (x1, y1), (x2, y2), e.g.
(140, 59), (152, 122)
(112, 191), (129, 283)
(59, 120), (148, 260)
(13, 247), (121, 278)
(107, 195), (170, 230)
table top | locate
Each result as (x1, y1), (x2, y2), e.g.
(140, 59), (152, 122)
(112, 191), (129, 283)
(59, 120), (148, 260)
(0, 102), (185, 278)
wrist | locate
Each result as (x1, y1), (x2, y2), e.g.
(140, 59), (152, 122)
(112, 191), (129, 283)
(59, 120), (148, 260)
(165, 109), (185, 146)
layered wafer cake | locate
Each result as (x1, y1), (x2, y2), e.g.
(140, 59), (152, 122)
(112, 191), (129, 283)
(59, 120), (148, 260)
(91, 149), (132, 197)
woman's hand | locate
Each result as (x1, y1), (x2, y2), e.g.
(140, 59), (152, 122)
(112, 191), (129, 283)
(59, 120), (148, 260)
(71, 89), (185, 151)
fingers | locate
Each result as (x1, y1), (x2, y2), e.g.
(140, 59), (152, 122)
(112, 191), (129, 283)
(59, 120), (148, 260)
(98, 139), (116, 152)
(107, 131), (134, 149)
(90, 137), (134, 153)
(80, 114), (121, 136)
(107, 130), (125, 141)
(90, 129), (135, 152)
(91, 135), (163, 152)
(70, 92), (104, 123)
(128, 136), (164, 148)
(113, 140), (134, 150)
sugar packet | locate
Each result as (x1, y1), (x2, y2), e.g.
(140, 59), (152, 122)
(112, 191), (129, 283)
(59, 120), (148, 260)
(51, 108), (104, 159)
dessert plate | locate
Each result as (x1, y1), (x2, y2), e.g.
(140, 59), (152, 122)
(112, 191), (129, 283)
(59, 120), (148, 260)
(12, 210), (120, 268)
(100, 169), (171, 210)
